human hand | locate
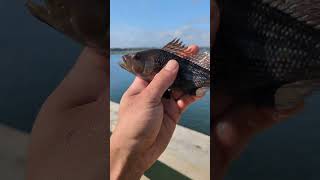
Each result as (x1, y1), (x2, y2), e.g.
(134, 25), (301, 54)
(212, 91), (304, 180)
(110, 46), (202, 180)
(27, 48), (108, 180)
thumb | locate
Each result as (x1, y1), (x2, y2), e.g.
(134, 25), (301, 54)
(143, 60), (179, 101)
(124, 77), (148, 96)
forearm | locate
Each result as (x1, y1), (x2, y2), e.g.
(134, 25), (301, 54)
(110, 135), (144, 180)
(27, 106), (108, 180)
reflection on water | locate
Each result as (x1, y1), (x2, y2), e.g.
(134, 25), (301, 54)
(110, 54), (210, 135)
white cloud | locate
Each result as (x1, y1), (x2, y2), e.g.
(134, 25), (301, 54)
(111, 22), (210, 48)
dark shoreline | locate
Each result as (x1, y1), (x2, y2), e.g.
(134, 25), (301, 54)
(110, 47), (210, 54)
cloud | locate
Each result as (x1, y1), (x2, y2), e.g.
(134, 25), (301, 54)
(111, 21), (210, 48)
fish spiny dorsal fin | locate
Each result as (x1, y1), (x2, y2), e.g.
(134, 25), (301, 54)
(162, 38), (188, 54)
(262, 0), (320, 30)
(162, 38), (210, 71)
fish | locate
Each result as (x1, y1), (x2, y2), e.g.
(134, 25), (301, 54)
(120, 39), (211, 97)
(26, 0), (107, 54)
(213, 0), (320, 109)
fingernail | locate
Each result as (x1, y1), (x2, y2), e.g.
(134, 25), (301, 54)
(216, 122), (237, 148)
(165, 60), (178, 71)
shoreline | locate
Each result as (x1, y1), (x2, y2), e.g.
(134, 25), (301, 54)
(110, 101), (210, 180)
(110, 47), (210, 55)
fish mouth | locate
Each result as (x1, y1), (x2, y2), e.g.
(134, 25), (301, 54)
(119, 54), (147, 75)
(119, 55), (130, 71)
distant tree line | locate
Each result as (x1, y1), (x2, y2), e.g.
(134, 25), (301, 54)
(111, 47), (210, 54)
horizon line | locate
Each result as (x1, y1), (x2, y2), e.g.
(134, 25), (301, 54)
(110, 46), (211, 49)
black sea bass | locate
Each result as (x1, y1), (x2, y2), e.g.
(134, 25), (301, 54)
(120, 39), (211, 97)
(213, 0), (320, 109)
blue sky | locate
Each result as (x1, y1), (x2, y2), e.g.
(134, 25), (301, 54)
(111, 0), (210, 48)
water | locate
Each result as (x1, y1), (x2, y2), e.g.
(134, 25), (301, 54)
(225, 92), (320, 180)
(110, 54), (210, 135)
(0, 1), (82, 132)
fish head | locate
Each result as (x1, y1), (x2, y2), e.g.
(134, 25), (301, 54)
(120, 49), (161, 80)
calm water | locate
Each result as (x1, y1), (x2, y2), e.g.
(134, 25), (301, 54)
(110, 54), (210, 135)
(226, 92), (320, 180)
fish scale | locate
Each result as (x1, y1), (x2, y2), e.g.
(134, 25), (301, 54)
(214, 0), (320, 108)
(157, 50), (210, 88)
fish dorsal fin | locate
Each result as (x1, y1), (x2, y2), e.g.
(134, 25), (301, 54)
(162, 38), (210, 71)
(262, 0), (320, 30)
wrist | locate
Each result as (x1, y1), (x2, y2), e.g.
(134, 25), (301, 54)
(110, 134), (144, 180)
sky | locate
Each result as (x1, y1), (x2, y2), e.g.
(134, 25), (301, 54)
(110, 0), (210, 48)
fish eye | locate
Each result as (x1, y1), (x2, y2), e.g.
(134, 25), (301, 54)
(134, 53), (140, 59)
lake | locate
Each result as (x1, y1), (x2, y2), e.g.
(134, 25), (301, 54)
(110, 54), (210, 135)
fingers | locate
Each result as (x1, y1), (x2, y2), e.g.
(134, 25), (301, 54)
(213, 102), (305, 180)
(185, 45), (200, 55)
(275, 101), (305, 120)
(143, 60), (179, 101)
(177, 95), (202, 112)
(172, 90), (184, 100)
(170, 44), (201, 110)
(163, 98), (181, 123)
(124, 77), (148, 97)
(150, 99), (180, 157)
(213, 105), (270, 179)
(214, 105), (257, 156)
